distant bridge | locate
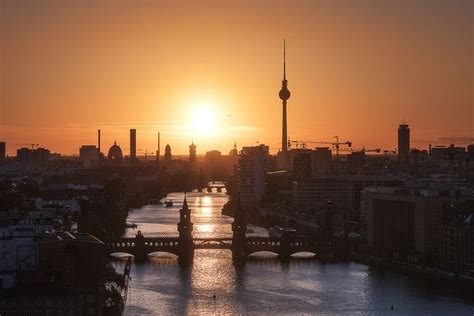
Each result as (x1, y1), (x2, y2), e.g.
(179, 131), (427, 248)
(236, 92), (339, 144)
(200, 181), (226, 193)
(206, 181), (226, 189)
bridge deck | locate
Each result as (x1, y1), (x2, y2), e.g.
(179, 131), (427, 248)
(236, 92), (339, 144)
(105, 235), (323, 244)
(104, 235), (347, 259)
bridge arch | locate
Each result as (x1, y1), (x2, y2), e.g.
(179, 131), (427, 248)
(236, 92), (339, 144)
(247, 250), (280, 258)
(289, 251), (317, 258)
(109, 252), (136, 258)
(147, 251), (179, 258)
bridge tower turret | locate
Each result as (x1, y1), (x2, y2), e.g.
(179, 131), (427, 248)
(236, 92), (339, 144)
(232, 192), (247, 265)
(177, 194), (194, 265)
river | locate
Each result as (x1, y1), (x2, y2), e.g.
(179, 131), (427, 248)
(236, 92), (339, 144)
(111, 191), (474, 315)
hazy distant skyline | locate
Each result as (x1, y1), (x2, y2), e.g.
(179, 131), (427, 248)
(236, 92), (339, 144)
(1, 0), (473, 155)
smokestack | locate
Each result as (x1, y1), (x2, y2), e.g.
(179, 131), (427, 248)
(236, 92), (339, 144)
(98, 129), (101, 159)
(157, 132), (160, 165)
(130, 129), (136, 165)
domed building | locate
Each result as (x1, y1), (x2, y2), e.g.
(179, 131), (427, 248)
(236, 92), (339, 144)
(107, 141), (123, 164)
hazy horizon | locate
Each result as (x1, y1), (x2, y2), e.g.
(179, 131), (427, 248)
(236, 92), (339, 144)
(1, 0), (473, 155)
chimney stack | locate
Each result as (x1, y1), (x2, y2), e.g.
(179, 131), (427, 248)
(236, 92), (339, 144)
(130, 129), (136, 165)
(98, 129), (101, 159)
(157, 132), (160, 165)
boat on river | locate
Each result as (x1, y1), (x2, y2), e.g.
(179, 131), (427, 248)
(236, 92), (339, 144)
(269, 226), (296, 238)
(164, 200), (173, 207)
(149, 198), (160, 205)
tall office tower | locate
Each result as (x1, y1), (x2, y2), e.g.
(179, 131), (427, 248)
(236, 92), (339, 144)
(311, 147), (332, 176)
(238, 145), (269, 207)
(279, 40), (291, 154)
(293, 152), (312, 180)
(0, 142), (5, 161)
(79, 145), (99, 166)
(398, 123), (410, 163)
(130, 129), (137, 165)
(189, 141), (196, 165)
(17, 148), (31, 164)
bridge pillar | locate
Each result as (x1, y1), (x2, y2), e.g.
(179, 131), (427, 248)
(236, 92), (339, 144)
(134, 250), (147, 262)
(231, 193), (247, 266)
(332, 237), (350, 259)
(278, 233), (291, 260)
(134, 231), (147, 262)
(177, 194), (194, 265)
(317, 239), (331, 260)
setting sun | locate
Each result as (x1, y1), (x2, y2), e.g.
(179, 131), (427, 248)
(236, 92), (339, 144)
(189, 101), (218, 137)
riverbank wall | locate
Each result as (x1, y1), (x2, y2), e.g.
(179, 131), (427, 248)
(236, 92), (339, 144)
(351, 252), (474, 291)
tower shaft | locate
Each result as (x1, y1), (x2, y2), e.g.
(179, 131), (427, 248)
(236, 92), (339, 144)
(282, 100), (287, 152)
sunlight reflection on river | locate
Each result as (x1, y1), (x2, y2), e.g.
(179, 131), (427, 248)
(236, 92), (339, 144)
(111, 191), (474, 315)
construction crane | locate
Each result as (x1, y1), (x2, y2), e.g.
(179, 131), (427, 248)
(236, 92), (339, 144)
(338, 148), (379, 154)
(363, 148), (381, 154)
(17, 143), (39, 150)
(438, 137), (474, 144)
(289, 140), (308, 149)
(383, 149), (397, 155)
(138, 149), (152, 160)
(307, 136), (352, 160)
(383, 149), (397, 160)
(412, 137), (474, 146)
(348, 148), (381, 154)
(289, 138), (352, 159)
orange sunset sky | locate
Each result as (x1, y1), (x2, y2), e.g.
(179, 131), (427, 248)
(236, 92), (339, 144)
(1, 0), (473, 156)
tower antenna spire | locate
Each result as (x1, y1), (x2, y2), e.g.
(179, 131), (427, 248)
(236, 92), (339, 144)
(283, 39), (286, 80)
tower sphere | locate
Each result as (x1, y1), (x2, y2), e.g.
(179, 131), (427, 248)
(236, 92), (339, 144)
(279, 88), (291, 101)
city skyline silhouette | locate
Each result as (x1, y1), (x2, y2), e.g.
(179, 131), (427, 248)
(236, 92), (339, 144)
(1, 1), (472, 155)
(1, 1), (473, 315)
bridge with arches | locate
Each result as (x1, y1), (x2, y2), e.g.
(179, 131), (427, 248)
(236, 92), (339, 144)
(202, 181), (226, 193)
(104, 195), (349, 265)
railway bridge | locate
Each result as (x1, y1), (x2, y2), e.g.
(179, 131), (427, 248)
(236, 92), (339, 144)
(104, 195), (349, 265)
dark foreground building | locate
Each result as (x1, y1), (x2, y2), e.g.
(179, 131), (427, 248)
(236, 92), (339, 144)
(366, 185), (474, 267)
(0, 232), (105, 315)
(439, 205), (474, 273)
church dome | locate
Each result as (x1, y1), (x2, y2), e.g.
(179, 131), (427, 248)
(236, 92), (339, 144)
(107, 142), (123, 163)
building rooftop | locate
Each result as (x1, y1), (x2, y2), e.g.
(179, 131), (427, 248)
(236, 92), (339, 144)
(364, 185), (474, 198)
(464, 214), (474, 225)
(0, 282), (80, 298)
(40, 231), (104, 244)
(41, 183), (104, 191)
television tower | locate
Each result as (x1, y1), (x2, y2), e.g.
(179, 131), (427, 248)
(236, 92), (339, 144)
(279, 39), (291, 153)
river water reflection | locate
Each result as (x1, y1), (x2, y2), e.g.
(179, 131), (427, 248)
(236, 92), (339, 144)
(111, 191), (474, 315)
